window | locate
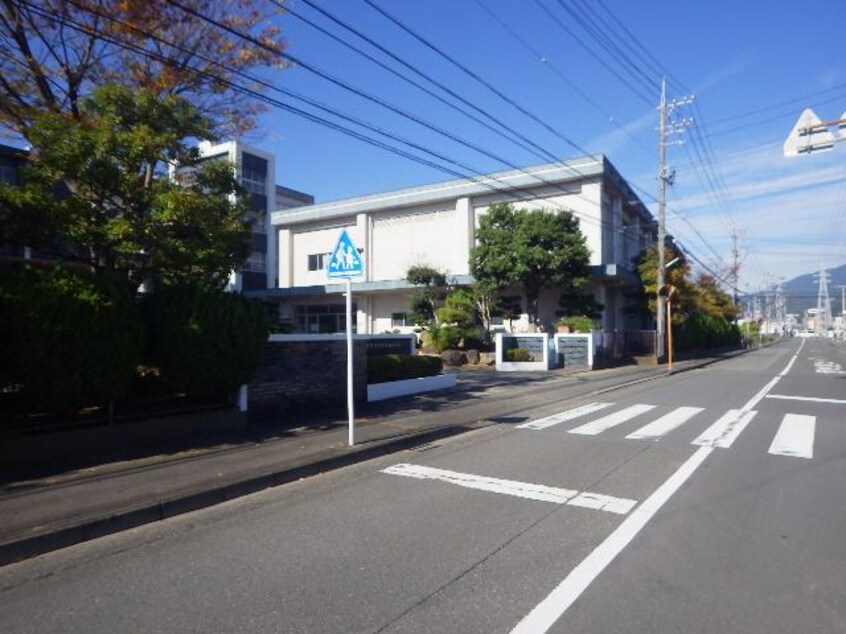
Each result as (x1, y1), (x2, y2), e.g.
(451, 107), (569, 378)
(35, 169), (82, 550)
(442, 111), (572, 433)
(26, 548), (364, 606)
(295, 304), (357, 333)
(391, 312), (407, 328)
(308, 253), (330, 271)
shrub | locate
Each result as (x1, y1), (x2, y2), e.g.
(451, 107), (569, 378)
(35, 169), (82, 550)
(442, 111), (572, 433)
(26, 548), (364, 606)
(556, 315), (596, 333)
(0, 264), (142, 412)
(506, 348), (532, 362)
(367, 354), (443, 383)
(142, 285), (269, 396)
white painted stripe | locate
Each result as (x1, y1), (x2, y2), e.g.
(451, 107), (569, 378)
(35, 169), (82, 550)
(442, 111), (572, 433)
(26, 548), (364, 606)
(568, 404), (656, 436)
(509, 445), (713, 634)
(767, 394), (846, 405)
(626, 407), (704, 441)
(510, 341), (804, 634)
(692, 409), (758, 448)
(516, 402), (613, 430)
(769, 414), (815, 459)
(380, 464), (636, 515)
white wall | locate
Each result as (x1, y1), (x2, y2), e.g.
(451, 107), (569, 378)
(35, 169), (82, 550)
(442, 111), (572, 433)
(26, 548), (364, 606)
(371, 203), (468, 280)
(290, 223), (362, 286)
(473, 182), (604, 265)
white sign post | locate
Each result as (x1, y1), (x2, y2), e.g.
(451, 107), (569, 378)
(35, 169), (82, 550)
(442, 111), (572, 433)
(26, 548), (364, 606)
(327, 230), (365, 446)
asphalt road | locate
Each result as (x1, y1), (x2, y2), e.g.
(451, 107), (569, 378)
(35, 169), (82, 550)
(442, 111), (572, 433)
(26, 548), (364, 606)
(0, 337), (844, 633)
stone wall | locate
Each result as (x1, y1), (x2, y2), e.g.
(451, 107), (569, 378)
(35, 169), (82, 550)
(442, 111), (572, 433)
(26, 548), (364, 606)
(248, 337), (368, 420)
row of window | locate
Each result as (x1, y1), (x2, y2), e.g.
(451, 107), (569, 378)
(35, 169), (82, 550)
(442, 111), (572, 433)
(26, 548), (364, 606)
(294, 304), (357, 334)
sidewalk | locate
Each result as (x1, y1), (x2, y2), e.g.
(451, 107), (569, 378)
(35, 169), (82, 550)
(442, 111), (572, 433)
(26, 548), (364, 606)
(0, 352), (741, 566)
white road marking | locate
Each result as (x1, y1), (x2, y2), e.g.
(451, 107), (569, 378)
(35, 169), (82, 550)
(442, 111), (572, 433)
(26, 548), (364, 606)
(509, 446), (713, 634)
(626, 407), (704, 441)
(692, 409), (758, 448)
(568, 404), (656, 436)
(814, 360), (845, 374)
(767, 394), (846, 405)
(510, 340), (804, 634)
(768, 414), (816, 459)
(380, 464), (636, 515)
(516, 402), (613, 430)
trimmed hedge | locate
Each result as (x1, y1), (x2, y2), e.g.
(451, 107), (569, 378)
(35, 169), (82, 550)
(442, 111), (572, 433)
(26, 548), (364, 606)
(367, 354), (443, 384)
(674, 313), (741, 351)
(142, 285), (269, 396)
(0, 264), (143, 411)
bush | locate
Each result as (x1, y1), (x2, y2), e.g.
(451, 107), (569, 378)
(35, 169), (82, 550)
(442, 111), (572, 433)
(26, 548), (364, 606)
(556, 315), (596, 333)
(0, 264), (142, 412)
(142, 285), (269, 396)
(506, 348), (532, 362)
(367, 354), (443, 383)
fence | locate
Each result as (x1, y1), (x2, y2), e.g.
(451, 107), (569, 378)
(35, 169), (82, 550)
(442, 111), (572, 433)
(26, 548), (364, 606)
(593, 330), (657, 365)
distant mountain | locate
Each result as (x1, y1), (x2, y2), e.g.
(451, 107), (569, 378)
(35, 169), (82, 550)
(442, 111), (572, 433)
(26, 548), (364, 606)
(742, 263), (846, 318)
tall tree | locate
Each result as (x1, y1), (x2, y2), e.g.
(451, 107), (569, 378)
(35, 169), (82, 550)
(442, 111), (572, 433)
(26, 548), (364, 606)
(471, 202), (591, 326)
(406, 264), (448, 327)
(0, 0), (286, 138)
(692, 273), (740, 322)
(0, 85), (251, 289)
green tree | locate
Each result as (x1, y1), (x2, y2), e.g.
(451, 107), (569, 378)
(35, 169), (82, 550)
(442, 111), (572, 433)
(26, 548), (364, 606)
(471, 202), (591, 326)
(0, 85), (251, 290)
(632, 242), (696, 324)
(406, 264), (448, 327)
(692, 273), (740, 322)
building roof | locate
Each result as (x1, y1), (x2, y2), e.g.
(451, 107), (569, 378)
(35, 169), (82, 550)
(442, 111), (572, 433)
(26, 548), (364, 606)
(270, 155), (613, 227)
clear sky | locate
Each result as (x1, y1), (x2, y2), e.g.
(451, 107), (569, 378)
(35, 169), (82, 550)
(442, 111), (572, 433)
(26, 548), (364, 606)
(248, 0), (846, 294)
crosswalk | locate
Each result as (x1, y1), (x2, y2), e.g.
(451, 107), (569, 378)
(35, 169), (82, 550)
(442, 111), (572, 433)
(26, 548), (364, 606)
(516, 402), (821, 460)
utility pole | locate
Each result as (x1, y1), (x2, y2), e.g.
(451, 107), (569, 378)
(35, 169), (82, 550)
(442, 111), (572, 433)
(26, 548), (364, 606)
(656, 77), (693, 360)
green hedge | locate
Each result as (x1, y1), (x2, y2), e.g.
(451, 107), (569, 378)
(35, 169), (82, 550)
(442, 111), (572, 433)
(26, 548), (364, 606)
(674, 313), (740, 351)
(0, 264), (142, 411)
(142, 285), (269, 396)
(367, 354), (443, 384)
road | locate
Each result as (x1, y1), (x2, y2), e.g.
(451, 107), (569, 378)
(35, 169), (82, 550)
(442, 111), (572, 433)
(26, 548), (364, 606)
(1, 337), (844, 633)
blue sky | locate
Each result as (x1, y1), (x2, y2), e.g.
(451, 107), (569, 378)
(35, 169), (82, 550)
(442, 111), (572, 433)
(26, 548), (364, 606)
(249, 0), (846, 294)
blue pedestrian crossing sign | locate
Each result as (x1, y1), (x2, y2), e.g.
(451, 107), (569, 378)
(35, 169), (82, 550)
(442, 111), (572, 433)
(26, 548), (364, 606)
(327, 229), (365, 279)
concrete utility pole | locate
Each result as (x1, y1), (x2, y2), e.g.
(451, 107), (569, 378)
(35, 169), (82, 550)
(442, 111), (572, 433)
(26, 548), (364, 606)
(656, 78), (693, 360)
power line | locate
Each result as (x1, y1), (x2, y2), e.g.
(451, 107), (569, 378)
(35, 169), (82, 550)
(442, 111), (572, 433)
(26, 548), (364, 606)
(530, 0), (654, 105)
(362, 0), (602, 160)
(27, 0), (646, 245)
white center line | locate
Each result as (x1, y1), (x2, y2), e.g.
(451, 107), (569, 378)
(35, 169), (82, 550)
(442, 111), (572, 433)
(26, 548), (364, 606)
(381, 464), (637, 515)
(568, 404), (656, 436)
(626, 407), (704, 441)
(767, 394), (846, 405)
(510, 445), (713, 634)
(509, 339), (806, 634)
(516, 402), (613, 430)
(769, 414), (816, 459)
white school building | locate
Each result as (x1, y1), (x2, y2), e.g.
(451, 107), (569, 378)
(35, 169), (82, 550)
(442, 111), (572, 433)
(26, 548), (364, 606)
(252, 155), (657, 336)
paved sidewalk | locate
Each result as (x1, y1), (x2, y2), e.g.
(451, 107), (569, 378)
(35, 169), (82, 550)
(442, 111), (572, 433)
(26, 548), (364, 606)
(0, 352), (742, 566)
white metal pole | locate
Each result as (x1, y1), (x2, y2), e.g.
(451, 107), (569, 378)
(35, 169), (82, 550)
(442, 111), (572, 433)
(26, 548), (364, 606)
(346, 276), (354, 446)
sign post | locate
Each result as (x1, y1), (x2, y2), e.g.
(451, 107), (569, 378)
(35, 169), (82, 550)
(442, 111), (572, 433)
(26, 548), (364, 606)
(327, 230), (365, 446)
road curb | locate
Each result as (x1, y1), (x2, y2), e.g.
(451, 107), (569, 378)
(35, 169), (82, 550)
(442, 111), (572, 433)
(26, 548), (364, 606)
(0, 422), (488, 567)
